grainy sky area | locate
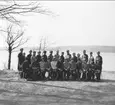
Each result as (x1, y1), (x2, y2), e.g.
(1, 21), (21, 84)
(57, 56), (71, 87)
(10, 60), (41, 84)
(0, 1), (115, 48)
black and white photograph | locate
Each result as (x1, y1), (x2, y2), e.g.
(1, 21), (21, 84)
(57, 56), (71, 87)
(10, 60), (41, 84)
(0, 0), (115, 105)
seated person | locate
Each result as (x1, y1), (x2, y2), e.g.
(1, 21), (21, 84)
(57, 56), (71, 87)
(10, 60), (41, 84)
(56, 57), (64, 80)
(39, 57), (47, 80)
(87, 59), (96, 81)
(44, 58), (52, 79)
(50, 57), (58, 80)
(63, 59), (70, 80)
(22, 57), (30, 79)
(69, 58), (77, 80)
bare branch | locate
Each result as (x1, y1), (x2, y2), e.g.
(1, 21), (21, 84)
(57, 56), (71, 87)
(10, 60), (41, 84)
(0, 24), (29, 52)
(0, 1), (54, 24)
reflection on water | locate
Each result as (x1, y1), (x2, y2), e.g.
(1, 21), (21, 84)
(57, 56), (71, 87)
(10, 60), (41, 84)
(0, 50), (115, 71)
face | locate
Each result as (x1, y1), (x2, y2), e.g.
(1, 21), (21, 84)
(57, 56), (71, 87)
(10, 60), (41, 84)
(83, 50), (86, 54)
(97, 52), (100, 56)
(20, 49), (23, 53)
(62, 52), (64, 55)
(67, 51), (69, 54)
(29, 51), (32, 54)
(33, 52), (36, 56)
(90, 52), (93, 56)
(73, 53), (75, 56)
(77, 54), (80, 57)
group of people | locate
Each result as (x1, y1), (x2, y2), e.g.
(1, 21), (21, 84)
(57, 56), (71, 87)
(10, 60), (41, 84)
(18, 48), (103, 81)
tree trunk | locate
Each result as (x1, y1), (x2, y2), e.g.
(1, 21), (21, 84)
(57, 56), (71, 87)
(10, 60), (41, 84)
(8, 46), (12, 70)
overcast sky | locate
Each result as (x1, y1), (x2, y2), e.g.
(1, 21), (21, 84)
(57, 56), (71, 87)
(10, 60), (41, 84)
(0, 1), (115, 48)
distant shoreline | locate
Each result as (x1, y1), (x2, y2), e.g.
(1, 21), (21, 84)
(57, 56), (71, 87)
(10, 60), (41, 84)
(1, 45), (115, 53)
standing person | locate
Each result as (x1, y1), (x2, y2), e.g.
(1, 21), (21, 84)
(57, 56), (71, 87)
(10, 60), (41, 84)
(87, 58), (95, 81)
(23, 52), (26, 61)
(42, 51), (47, 62)
(45, 58), (52, 80)
(60, 52), (65, 63)
(54, 50), (60, 61)
(36, 51), (42, 63)
(82, 50), (88, 63)
(31, 51), (36, 65)
(22, 57), (30, 79)
(95, 51), (103, 81)
(69, 58), (77, 80)
(27, 50), (32, 65)
(18, 48), (25, 78)
(48, 51), (53, 62)
(72, 53), (77, 62)
(31, 57), (40, 81)
(65, 50), (71, 62)
(76, 53), (82, 80)
(51, 57), (58, 80)
(81, 50), (89, 81)
(88, 52), (94, 64)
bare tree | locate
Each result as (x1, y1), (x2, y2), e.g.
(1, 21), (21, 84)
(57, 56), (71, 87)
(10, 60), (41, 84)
(1, 24), (29, 69)
(38, 35), (56, 51)
(0, 1), (54, 25)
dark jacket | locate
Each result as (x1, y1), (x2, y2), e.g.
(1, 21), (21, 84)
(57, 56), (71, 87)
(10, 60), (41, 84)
(42, 55), (47, 62)
(27, 54), (32, 64)
(60, 55), (65, 63)
(36, 55), (41, 62)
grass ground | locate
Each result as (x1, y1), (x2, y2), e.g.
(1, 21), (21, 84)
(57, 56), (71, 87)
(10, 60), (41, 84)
(0, 70), (115, 105)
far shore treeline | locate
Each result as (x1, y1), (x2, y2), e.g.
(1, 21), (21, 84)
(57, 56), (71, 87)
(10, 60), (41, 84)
(0, 46), (115, 53)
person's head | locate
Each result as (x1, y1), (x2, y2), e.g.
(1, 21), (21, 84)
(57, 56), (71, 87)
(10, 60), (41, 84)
(29, 50), (32, 54)
(97, 51), (100, 56)
(90, 52), (93, 56)
(67, 50), (70, 54)
(33, 51), (36, 56)
(73, 53), (76, 57)
(43, 51), (47, 55)
(38, 51), (41, 55)
(20, 48), (23, 53)
(77, 53), (80, 58)
(83, 50), (86, 54)
(50, 51), (53, 54)
(61, 52), (64, 55)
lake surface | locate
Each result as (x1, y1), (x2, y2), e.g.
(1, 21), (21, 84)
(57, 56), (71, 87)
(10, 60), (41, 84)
(0, 50), (115, 71)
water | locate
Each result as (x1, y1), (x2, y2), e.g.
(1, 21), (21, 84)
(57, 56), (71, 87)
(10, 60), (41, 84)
(0, 50), (115, 71)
